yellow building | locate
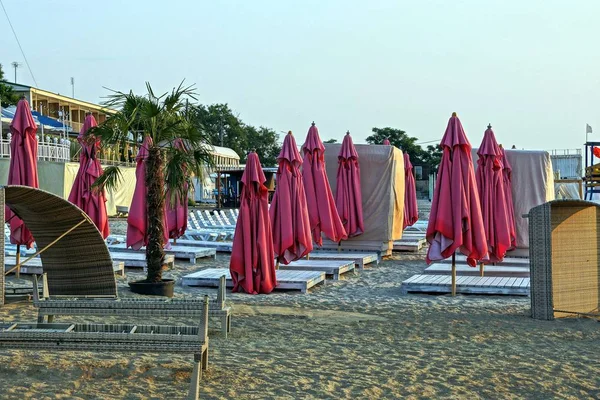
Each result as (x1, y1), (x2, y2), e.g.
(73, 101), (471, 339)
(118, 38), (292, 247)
(7, 83), (115, 134)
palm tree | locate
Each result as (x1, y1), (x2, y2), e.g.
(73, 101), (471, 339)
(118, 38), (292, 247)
(92, 82), (213, 288)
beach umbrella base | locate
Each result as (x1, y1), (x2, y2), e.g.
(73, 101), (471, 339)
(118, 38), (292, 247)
(129, 279), (175, 297)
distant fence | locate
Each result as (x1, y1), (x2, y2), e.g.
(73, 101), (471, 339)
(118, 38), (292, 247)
(0, 136), (70, 163)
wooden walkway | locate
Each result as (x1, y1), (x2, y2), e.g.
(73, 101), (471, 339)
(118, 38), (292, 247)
(393, 237), (426, 252)
(109, 252), (175, 270)
(182, 268), (325, 293)
(4, 257), (125, 277)
(308, 252), (379, 270)
(107, 244), (216, 264)
(425, 263), (529, 277)
(400, 275), (530, 296)
(170, 239), (233, 253)
(279, 259), (355, 280)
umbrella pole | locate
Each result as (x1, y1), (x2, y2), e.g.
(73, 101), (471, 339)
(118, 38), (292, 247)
(337, 241), (341, 253)
(479, 262), (484, 277)
(16, 246), (20, 279)
(306, 254), (310, 260)
(275, 259), (280, 270)
(451, 253), (456, 296)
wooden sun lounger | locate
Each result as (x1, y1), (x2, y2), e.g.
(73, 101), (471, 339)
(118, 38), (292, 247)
(4, 256), (126, 277)
(0, 296), (210, 400)
(109, 251), (175, 270)
(107, 243), (216, 264)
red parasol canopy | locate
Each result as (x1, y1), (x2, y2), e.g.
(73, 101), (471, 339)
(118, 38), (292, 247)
(6, 98), (39, 248)
(383, 138), (391, 145)
(68, 113), (110, 239)
(403, 152), (419, 229)
(230, 152), (277, 294)
(165, 138), (188, 239)
(500, 144), (517, 249)
(335, 131), (364, 237)
(426, 113), (488, 267)
(475, 125), (512, 262)
(270, 131), (313, 264)
(301, 123), (347, 245)
(126, 136), (169, 250)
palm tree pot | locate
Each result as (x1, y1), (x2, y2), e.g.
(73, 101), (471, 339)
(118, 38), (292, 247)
(129, 279), (175, 297)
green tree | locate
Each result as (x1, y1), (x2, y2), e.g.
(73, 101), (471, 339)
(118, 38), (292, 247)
(191, 103), (247, 158)
(0, 64), (19, 108)
(423, 144), (442, 170)
(366, 127), (427, 162)
(323, 138), (338, 144)
(94, 82), (213, 287)
(244, 125), (280, 167)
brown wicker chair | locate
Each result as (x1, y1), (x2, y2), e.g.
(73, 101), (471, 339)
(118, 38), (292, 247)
(529, 199), (600, 320)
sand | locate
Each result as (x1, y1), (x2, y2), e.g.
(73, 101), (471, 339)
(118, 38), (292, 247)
(1, 214), (600, 399)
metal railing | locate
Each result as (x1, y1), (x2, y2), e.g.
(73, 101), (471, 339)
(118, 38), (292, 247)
(0, 136), (71, 163)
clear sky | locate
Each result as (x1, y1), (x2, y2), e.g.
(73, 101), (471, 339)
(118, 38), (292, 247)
(1, 0), (598, 150)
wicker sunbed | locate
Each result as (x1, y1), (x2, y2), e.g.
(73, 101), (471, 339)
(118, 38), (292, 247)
(1, 186), (232, 336)
(0, 296), (209, 399)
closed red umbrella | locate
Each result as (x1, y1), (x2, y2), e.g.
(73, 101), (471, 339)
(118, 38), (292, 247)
(475, 124), (511, 271)
(230, 152), (277, 294)
(403, 153), (419, 229)
(426, 113), (488, 295)
(270, 131), (313, 265)
(499, 144), (517, 249)
(68, 113), (110, 239)
(335, 131), (364, 237)
(127, 136), (169, 250)
(301, 123), (347, 246)
(383, 138), (391, 145)
(166, 138), (188, 240)
(6, 98), (38, 251)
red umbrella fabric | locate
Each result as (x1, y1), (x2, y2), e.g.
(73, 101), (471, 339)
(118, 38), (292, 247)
(500, 145), (517, 249)
(301, 123), (347, 245)
(230, 152), (277, 294)
(6, 98), (38, 248)
(475, 126), (511, 262)
(335, 132), (364, 237)
(270, 131), (313, 264)
(126, 136), (169, 250)
(426, 113), (488, 267)
(68, 113), (110, 239)
(383, 138), (391, 145)
(403, 152), (419, 229)
(165, 138), (188, 239)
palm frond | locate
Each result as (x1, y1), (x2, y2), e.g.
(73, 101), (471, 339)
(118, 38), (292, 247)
(92, 166), (123, 193)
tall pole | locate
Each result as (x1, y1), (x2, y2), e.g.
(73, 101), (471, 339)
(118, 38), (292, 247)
(11, 61), (19, 83)
(70, 77), (74, 98)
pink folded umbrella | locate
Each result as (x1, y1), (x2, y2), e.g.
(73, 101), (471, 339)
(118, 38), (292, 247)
(230, 152), (277, 294)
(426, 113), (488, 271)
(301, 123), (347, 246)
(6, 98), (38, 249)
(166, 138), (188, 240)
(127, 136), (169, 250)
(500, 144), (517, 249)
(68, 113), (110, 239)
(335, 131), (364, 237)
(476, 125), (512, 263)
(383, 138), (391, 145)
(270, 131), (313, 265)
(403, 153), (419, 229)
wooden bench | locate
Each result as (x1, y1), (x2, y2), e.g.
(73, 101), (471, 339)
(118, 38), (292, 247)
(34, 274), (232, 338)
(0, 296), (209, 400)
(115, 205), (129, 217)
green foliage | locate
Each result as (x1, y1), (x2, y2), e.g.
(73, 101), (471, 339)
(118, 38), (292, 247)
(0, 64), (19, 108)
(323, 138), (338, 144)
(191, 103), (280, 167)
(423, 144), (443, 170)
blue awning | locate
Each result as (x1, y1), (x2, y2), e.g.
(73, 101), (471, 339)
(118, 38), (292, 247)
(1, 106), (71, 132)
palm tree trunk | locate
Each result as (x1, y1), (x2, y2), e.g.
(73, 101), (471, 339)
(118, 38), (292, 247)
(145, 145), (166, 282)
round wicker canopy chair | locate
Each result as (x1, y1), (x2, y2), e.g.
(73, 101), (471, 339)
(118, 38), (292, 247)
(2, 185), (117, 297)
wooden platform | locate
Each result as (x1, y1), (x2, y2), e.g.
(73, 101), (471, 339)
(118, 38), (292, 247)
(438, 256), (530, 267)
(307, 252), (379, 270)
(393, 237), (426, 252)
(107, 244), (216, 264)
(4, 257), (125, 277)
(424, 263), (529, 277)
(109, 252), (175, 270)
(182, 268), (325, 293)
(400, 275), (530, 296)
(170, 239), (233, 253)
(278, 259), (355, 280)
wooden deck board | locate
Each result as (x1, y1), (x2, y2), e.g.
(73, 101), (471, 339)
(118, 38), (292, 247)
(401, 274), (530, 296)
(182, 268), (325, 293)
(107, 244), (216, 263)
(170, 239), (233, 253)
(4, 257), (125, 277)
(279, 260), (355, 280)
(308, 252), (379, 270)
(109, 252), (175, 269)
(424, 263), (529, 277)
(393, 237), (426, 252)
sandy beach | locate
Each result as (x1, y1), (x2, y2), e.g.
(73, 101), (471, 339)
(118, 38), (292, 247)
(1, 216), (599, 399)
